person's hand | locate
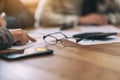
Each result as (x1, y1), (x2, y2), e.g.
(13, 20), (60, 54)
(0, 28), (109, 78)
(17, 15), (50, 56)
(10, 30), (36, 45)
(78, 13), (108, 25)
(0, 16), (7, 27)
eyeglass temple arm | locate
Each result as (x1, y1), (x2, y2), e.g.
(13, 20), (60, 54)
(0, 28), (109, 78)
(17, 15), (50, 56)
(76, 34), (95, 42)
(43, 32), (68, 39)
(52, 32), (68, 38)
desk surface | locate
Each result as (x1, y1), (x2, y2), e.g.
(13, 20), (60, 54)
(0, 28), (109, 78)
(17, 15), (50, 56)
(1, 42), (120, 80)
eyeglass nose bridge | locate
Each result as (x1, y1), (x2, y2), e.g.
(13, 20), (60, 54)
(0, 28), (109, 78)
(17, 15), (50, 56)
(56, 38), (64, 44)
(43, 36), (47, 39)
(58, 38), (76, 47)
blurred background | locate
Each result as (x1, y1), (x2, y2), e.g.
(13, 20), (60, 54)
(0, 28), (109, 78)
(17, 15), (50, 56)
(20, 0), (39, 14)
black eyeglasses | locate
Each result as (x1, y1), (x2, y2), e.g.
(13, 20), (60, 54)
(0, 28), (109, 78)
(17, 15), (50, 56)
(43, 32), (117, 47)
(43, 32), (87, 47)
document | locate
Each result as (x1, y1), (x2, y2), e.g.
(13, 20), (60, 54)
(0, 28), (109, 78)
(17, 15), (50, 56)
(9, 25), (120, 49)
(9, 42), (36, 50)
(66, 25), (120, 45)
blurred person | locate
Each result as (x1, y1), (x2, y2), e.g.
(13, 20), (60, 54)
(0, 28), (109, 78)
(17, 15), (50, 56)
(38, 0), (120, 26)
(0, 0), (34, 29)
(0, 16), (36, 50)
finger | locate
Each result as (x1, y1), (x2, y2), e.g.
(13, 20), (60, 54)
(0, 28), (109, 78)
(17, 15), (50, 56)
(27, 35), (36, 42)
(17, 34), (28, 45)
(21, 35), (29, 45)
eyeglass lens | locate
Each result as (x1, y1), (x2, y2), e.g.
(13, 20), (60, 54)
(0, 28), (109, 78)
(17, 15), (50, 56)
(44, 36), (57, 45)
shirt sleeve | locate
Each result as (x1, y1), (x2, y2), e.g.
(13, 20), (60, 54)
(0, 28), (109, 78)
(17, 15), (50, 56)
(39, 0), (79, 26)
(103, 13), (120, 25)
(40, 11), (78, 26)
(0, 27), (14, 50)
(101, 0), (120, 25)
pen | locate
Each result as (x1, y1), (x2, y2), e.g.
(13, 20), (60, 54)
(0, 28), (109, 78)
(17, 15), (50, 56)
(73, 32), (117, 40)
(60, 22), (74, 30)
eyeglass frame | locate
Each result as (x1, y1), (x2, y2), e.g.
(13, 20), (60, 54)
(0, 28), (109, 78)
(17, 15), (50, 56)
(43, 32), (94, 46)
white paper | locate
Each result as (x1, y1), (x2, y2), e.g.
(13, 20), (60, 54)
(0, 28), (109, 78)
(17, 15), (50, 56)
(80, 25), (120, 33)
(78, 36), (120, 45)
(9, 42), (36, 50)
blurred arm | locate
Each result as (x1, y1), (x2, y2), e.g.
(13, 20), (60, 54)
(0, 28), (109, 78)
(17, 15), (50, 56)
(3, 0), (34, 28)
(40, 0), (78, 26)
(0, 27), (13, 50)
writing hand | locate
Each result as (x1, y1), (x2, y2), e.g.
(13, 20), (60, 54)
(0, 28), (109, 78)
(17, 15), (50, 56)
(10, 30), (36, 45)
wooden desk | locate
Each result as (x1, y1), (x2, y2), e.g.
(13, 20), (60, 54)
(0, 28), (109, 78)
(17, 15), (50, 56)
(1, 34), (120, 80)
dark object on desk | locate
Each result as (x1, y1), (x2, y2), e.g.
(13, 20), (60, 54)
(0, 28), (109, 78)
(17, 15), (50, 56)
(60, 22), (74, 30)
(73, 32), (117, 40)
(0, 48), (53, 60)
